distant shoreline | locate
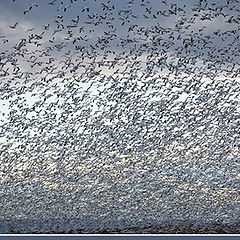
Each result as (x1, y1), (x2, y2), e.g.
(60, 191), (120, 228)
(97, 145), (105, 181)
(1, 219), (239, 234)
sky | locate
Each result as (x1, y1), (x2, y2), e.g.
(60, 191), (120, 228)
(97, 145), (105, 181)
(0, 0), (239, 79)
(0, 0), (239, 144)
(0, 0), (239, 141)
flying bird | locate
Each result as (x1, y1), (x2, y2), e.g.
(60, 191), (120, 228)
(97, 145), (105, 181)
(9, 22), (18, 29)
(24, 3), (38, 14)
(48, 0), (57, 5)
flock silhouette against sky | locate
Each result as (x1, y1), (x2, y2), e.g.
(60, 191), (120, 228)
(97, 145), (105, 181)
(0, 0), (239, 234)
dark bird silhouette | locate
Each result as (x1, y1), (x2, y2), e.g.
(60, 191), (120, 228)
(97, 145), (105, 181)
(9, 22), (18, 29)
(24, 3), (38, 15)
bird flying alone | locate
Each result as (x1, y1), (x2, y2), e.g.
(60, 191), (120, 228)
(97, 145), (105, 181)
(24, 3), (38, 15)
(9, 22), (18, 29)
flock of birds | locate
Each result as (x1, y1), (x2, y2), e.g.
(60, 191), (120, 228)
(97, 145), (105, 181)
(0, 0), (240, 233)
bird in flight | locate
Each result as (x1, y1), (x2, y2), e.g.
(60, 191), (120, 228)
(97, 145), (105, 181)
(9, 22), (18, 29)
(48, 0), (57, 5)
(24, 3), (39, 15)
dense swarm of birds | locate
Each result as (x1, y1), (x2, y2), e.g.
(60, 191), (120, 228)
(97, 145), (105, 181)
(0, 0), (239, 233)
